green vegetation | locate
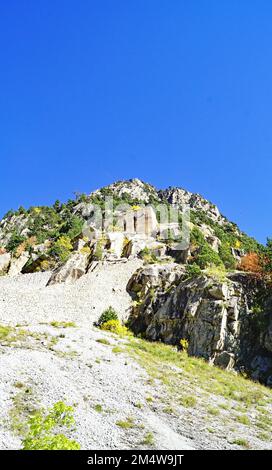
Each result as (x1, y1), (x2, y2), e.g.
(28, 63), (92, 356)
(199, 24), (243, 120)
(190, 227), (223, 269)
(0, 324), (27, 345)
(116, 417), (135, 429)
(94, 404), (103, 413)
(141, 431), (155, 446)
(6, 231), (26, 253)
(96, 338), (111, 345)
(231, 438), (250, 448)
(207, 406), (220, 416)
(22, 401), (80, 450)
(49, 235), (73, 263)
(204, 264), (228, 282)
(97, 307), (118, 327)
(236, 414), (250, 425)
(112, 346), (123, 354)
(50, 321), (76, 328)
(100, 319), (130, 336)
(124, 336), (272, 442)
(179, 395), (197, 408)
(9, 385), (36, 436)
(218, 242), (236, 270)
(184, 263), (202, 278)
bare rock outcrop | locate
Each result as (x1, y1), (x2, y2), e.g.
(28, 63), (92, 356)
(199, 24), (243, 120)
(0, 252), (11, 275)
(127, 266), (272, 386)
(47, 252), (90, 285)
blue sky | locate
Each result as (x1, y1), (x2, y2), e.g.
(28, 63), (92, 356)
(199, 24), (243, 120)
(0, 1), (271, 243)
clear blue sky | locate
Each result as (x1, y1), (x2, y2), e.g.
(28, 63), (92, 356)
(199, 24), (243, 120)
(0, 1), (271, 243)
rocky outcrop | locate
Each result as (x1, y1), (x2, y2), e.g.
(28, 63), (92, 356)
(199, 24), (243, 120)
(0, 253), (11, 275)
(47, 252), (90, 285)
(8, 252), (30, 277)
(159, 187), (226, 225)
(128, 266), (272, 386)
(92, 178), (160, 204)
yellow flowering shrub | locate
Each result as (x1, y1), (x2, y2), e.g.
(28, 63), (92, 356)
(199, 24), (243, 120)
(100, 320), (130, 336)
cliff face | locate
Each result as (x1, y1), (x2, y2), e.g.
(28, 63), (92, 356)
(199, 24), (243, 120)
(127, 265), (272, 386)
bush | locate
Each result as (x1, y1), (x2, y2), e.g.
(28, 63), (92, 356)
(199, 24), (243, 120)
(204, 265), (228, 282)
(239, 252), (263, 275)
(97, 306), (118, 326)
(23, 433), (80, 450)
(59, 215), (83, 239)
(185, 263), (202, 278)
(22, 401), (80, 450)
(180, 338), (189, 352)
(100, 319), (130, 336)
(195, 244), (223, 269)
(49, 235), (73, 263)
(190, 227), (223, 269)
(6, 231), (26, 253)
(219, 242), (236, 270)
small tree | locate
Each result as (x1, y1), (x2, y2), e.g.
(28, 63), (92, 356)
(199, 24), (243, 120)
(239, 252), (262, 275)
(97, 307), (118, 326)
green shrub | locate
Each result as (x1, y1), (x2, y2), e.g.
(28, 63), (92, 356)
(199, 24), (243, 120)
(204, 264), (228, 282)
(49, 235), (73, 263)
(22, 401), (80, 450)
(219, 242), (236, 269)
(196, 244), (223, 269)
(59, 215), (83, 239)
(185, 263), (202, 278)
(6, 231), (26, 253)
(100, 319), (130, 336)
(97, 307), (118, 326)
(180, 338), (189, 352)
(179, 395), (197, 408)
(23, 434), (80, 450)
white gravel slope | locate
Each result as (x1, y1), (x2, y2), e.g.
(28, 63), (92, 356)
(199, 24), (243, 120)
(0, 324), (194, 450)
(0, 261), (195, 450)
(0, 260), (142, 324)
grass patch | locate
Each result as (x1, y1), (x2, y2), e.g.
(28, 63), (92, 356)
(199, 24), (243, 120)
(125, 337), (271, 406)
(96, 338), (111, 345)
(0, 324), (28, 345)
(134, 402), (143, 409)
(9, 385), (38, 436)
(116, 417), (134, 429)
(112, 346), (123, 354)
(257, 432), (270, 442)
(94, 404), (103, 413)
(146, 396), (154, 403)
(124, 335), (272, 445)
(179, 395), (197, 408)
(50, 321), (76, 328)
(207, 407), (220, 416)
(231, 438), (250, 448)
(236, 414), (250, 425)
(140, 432), (155, 446)
(163, 406), (175, 414)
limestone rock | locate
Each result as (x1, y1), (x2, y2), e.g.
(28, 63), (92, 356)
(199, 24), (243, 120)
(0, 253), (11, 274)
(47, 252), (90, 285)
(128, 267), (272, 385)
(8, 252), (29, 277)
(106, 232), (125, 258)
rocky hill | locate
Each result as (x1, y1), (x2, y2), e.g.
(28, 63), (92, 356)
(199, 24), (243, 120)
(0, 179), (271, 450)
(0, 178), (262, 276)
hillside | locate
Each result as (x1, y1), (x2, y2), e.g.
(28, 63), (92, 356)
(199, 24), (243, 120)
(0, 179), (271, 450)
(0, 178), (262, 274)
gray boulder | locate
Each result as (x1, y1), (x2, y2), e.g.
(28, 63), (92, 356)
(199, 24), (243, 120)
(47, 252), (90, 285)
(0, 252), (11, 274)
(8, 252), (29, 276)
